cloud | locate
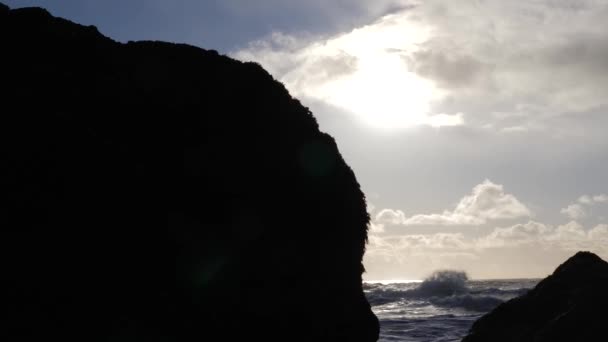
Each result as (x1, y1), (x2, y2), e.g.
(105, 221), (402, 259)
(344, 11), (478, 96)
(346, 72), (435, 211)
(578, 195), (593, 204)
(412, 0), (608, 130)
(579, 194), (608, 204)
(369, 233), (469, 251)
(561, 193), (608, 219)
(483, 220), (608, 252)
(477, 221), (552, 248)
(365, 232), (471, 267)
(551, 221), (588, 243)
(560, 204), (587, 220)
(366, 186), (608, 279)
(375, 209), (407, 225)
(426, 113), (464, 128)
(365, 220), (608, 279)
(375, 180), (531, 226)
(449, 180), (531, 221)
(366, 200), (376, 214)
(369, 222), (386, 233)
(230, 0), (608, 279)
(233, 7), (462, 129)
(405, 49), (488, 88)
(589, 224), (608, 240)
(234, 0), (608, 135)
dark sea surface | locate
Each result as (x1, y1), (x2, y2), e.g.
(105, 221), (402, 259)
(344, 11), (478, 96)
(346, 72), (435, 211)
(364, 272), (539, 342)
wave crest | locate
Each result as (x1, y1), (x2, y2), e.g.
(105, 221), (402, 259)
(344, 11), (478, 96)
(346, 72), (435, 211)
(411, 270), (469, 297)
(365, 270), (526, 312)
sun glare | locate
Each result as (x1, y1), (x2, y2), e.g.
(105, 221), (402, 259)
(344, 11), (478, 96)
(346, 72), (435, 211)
(301, 12), (453, 130)
(315, 53), (438, 129)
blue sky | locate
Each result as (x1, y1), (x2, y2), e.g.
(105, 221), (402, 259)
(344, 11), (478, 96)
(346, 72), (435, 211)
(4, 0), (403, 52)
(6, 0), (608, 279)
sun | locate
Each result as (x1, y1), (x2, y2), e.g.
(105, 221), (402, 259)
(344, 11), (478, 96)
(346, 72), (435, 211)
(314, 52), (438, 130)
(235, 10), (465, 130)
(297, 12), (454, 130)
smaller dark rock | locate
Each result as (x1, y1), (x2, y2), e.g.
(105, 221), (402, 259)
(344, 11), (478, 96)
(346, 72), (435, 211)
(462, 251), (608, 342)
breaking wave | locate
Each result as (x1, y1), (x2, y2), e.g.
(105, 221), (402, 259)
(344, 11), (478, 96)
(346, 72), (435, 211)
(410, 270), (469, 297)
(365, 270), (532, 312)
(365, 274), (538, 342)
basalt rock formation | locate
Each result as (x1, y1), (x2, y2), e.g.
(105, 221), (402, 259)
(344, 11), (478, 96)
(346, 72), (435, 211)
(0, 3), (379, 341)
(462, 251), (608, 342)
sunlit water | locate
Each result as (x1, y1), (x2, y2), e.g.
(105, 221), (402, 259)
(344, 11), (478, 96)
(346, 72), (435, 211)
(364, 272), (539, 342)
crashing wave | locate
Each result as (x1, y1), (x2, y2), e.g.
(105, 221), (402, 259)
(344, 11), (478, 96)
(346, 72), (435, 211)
(366, 270), (523, 312)
(409, 270), (469, 297)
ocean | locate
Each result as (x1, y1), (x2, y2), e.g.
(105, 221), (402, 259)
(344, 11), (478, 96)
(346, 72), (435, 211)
(364, 271), (539, 342)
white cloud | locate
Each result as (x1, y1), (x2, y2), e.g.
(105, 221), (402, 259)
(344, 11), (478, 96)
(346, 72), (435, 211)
(589, 224), (608, 240)
(365, 232), (471, 268)
(411, 0), (608, 130)
(233, 8), (462, 130)
(479, 220), (608, 252)
(578, 195), (593, 204)
(580, 194), (608, 204)
(369, 222), (386, 233)
(550, 221), (588, 246)
(366, 200), (376, 214)
(477, 221), (552, 248)
(369, 232), (469, 251)
(365, 220), (608, 279)
(426, 112), (464, 128)
(375, 209), (407, 225)
(561, 193), (608, 219)
(366, 188), (608, 279)
(374, 180), (531, 226)
(234, 0), (608, 134)
(450, 180), (531, 221)
(593, 194), (608, 203)
(560, 203), (587, 220)
(402, 212), (484, 226)
(479, 220), (608, 253)
(230, 0), (608, 279)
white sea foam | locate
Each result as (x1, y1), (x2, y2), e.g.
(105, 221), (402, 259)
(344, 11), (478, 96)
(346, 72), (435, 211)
(410, 270), (469, 297)
(364, 272), (538, 342)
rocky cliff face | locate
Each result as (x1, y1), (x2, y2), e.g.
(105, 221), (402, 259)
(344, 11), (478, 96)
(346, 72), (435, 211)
(0, 3), (378, 341)
(462, 251), (608, 342)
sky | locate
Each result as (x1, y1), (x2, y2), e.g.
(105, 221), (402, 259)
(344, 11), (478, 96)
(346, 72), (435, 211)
(7, 0), (608, 280)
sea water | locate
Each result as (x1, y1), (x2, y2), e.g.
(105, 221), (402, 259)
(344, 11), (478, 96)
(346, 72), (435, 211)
(364, 271), (539, 342)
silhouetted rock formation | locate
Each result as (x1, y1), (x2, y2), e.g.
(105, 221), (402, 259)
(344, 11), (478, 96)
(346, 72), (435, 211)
(0, 3), (378, 341)
(462, 251), (608, 342)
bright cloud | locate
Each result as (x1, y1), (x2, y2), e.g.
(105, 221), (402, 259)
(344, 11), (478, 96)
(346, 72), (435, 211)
(234, 0), (608, 134)
(365, 220), (608, 279)
(477, 221), (553, 248)
(560, 204), (587, 220)
(365, 184), (608, 279)
(230, 0), (608, 279)
(374, 180), (531, 226)
(234, 8), (461, 129)
(579, 194), (608, 204)
(402, 0), (608, 132)
(561, 193), (608, 219)
(375, 209), (407, 225)
(481, 220), (608, 254)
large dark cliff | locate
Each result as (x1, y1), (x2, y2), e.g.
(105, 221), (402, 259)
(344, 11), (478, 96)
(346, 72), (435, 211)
(0, 3), (378, 341)
(462, 251), (608, 342)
